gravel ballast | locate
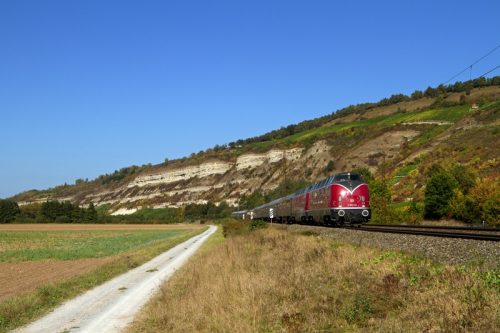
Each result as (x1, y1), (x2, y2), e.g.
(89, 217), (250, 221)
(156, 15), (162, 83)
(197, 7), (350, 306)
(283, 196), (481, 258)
(286, 224), (500, 267)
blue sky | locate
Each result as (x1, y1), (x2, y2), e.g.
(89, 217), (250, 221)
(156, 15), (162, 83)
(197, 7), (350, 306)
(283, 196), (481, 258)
(1, 0), (499, 198)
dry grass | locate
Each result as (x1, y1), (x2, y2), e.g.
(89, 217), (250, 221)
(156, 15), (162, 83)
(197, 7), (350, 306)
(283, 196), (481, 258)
(129, 225), (499, 333)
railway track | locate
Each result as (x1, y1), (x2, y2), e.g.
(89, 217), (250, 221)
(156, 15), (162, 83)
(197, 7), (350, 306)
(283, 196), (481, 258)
(343, 224), (500, 241)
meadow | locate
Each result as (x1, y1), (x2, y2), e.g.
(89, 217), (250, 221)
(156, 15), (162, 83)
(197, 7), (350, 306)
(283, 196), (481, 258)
(129, 222), (499, 333)
(0, 223), (206, 332)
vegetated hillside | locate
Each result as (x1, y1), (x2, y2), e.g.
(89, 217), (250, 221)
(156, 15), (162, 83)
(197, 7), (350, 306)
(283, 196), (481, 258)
(11, 78), (500, 216)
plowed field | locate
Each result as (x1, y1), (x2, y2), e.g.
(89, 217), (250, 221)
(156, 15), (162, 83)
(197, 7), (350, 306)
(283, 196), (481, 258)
(0, 258), (113, 301)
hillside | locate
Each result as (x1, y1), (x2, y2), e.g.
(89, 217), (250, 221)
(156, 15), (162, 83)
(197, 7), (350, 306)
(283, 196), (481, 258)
(11, 78), (500, 215)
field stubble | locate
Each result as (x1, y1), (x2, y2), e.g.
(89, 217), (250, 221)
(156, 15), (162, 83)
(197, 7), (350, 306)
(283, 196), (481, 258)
(130, 225), (499, 333)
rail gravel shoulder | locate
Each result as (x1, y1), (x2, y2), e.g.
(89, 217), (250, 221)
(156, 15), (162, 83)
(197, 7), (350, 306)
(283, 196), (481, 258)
(353, 225), (500, 241)
(286, 224), (500, 267)
(15, 225), (217, 333)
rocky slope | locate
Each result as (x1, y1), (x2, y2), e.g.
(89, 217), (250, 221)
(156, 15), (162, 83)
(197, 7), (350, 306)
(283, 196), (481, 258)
(13, 84), (500, 214)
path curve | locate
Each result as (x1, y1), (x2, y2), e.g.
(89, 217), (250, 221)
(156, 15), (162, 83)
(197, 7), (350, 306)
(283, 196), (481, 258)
(16, 225), (217, 333)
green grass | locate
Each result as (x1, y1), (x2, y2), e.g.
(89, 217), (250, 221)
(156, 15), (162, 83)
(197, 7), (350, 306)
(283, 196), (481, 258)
(0, 230), (184, 262)
(409, 124), (451, 149)
(388, 163), (418, 186)
(0, 226), (207, 332)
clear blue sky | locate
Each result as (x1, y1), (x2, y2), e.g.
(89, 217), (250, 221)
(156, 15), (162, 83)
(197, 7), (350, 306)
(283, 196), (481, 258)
(1, 0), (499, 198)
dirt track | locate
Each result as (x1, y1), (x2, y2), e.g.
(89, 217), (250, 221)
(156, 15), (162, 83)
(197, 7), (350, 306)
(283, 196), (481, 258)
(16, 226), (217, 333)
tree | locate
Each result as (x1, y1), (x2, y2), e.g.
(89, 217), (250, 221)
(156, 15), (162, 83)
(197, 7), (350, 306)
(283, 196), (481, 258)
(424, 168), (458, 219)
(451, 164), (476, 195)
(470, 178), (500, 225)
(424, 86), (439, 98)
(86, 203), (98, 222)
(368, 179), (393, 224)
(411, 90), (424, 100)
(0, 200), (20, 223)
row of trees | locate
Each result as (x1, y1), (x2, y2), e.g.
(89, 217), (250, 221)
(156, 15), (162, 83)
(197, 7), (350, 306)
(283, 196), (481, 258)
(226, 76), (499, 148)
(0, 199), (234, 224)
(184, 201), (232, 220)
(0, 200), (98, 223)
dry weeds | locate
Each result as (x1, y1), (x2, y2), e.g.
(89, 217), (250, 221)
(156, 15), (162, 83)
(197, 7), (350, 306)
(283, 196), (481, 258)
(130, 227), (499, 332)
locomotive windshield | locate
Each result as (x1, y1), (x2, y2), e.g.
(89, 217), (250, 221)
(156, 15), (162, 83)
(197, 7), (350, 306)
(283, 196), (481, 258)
(333, 173), (363, 182)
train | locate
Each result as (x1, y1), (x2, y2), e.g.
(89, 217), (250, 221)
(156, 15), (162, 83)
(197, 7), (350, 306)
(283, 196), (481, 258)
(232, 172), (371, 226)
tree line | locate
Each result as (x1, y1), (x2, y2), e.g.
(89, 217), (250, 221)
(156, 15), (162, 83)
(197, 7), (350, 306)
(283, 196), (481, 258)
(225, 76), (500, 148)
(0, 200), (97, 223)
(0, 199), (233, 224)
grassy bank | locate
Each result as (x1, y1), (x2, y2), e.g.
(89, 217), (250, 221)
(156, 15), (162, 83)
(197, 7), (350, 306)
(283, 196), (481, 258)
(0, 225), (207, 332)
(130, 223), (499, 332)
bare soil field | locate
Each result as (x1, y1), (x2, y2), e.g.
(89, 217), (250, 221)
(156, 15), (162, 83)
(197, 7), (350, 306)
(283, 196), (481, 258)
(0, 258), (113, 302)
(0, 223), (202, 231)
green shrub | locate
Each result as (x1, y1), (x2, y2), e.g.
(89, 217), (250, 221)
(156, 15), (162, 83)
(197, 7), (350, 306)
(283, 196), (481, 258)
(222, 219), (249, 238)
(249, 220), (267, 231)
(424, 167), (458, 219)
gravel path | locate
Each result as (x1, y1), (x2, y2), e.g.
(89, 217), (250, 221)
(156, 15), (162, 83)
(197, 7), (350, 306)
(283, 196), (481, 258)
(15, 225), (217, 333)
(287, 225), (500, 267)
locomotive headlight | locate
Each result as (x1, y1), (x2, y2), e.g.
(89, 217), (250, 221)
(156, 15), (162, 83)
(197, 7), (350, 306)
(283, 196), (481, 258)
(362, 210), (369, 217)
(338, 210), (345, 217)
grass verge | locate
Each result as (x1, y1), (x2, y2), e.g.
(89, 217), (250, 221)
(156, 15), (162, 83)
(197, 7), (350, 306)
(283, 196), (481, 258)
(129, 222), (499, 332)
(0, 226), (207, 332)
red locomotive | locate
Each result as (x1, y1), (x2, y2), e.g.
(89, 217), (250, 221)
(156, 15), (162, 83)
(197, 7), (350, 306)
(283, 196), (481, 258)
(241, 172), (371, 225)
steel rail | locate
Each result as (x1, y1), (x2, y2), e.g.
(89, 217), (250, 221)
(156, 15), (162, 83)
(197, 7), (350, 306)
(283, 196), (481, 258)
(366, 224), (500, 232)
(343, 225), (500, 241)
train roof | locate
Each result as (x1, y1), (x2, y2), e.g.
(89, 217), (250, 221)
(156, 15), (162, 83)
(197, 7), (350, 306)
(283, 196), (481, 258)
(246, 172), (366, 210)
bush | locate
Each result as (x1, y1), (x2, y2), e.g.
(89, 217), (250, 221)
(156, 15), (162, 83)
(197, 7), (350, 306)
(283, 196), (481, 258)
(222, 219), (249, 238)
(451, 164), (477, 195)
(424, 168), (458, 219)
(324, 160), (335, 174)
(458, 177), (500, 225)
(450, 189), (477, 223)
(249, 220), (267, 231)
